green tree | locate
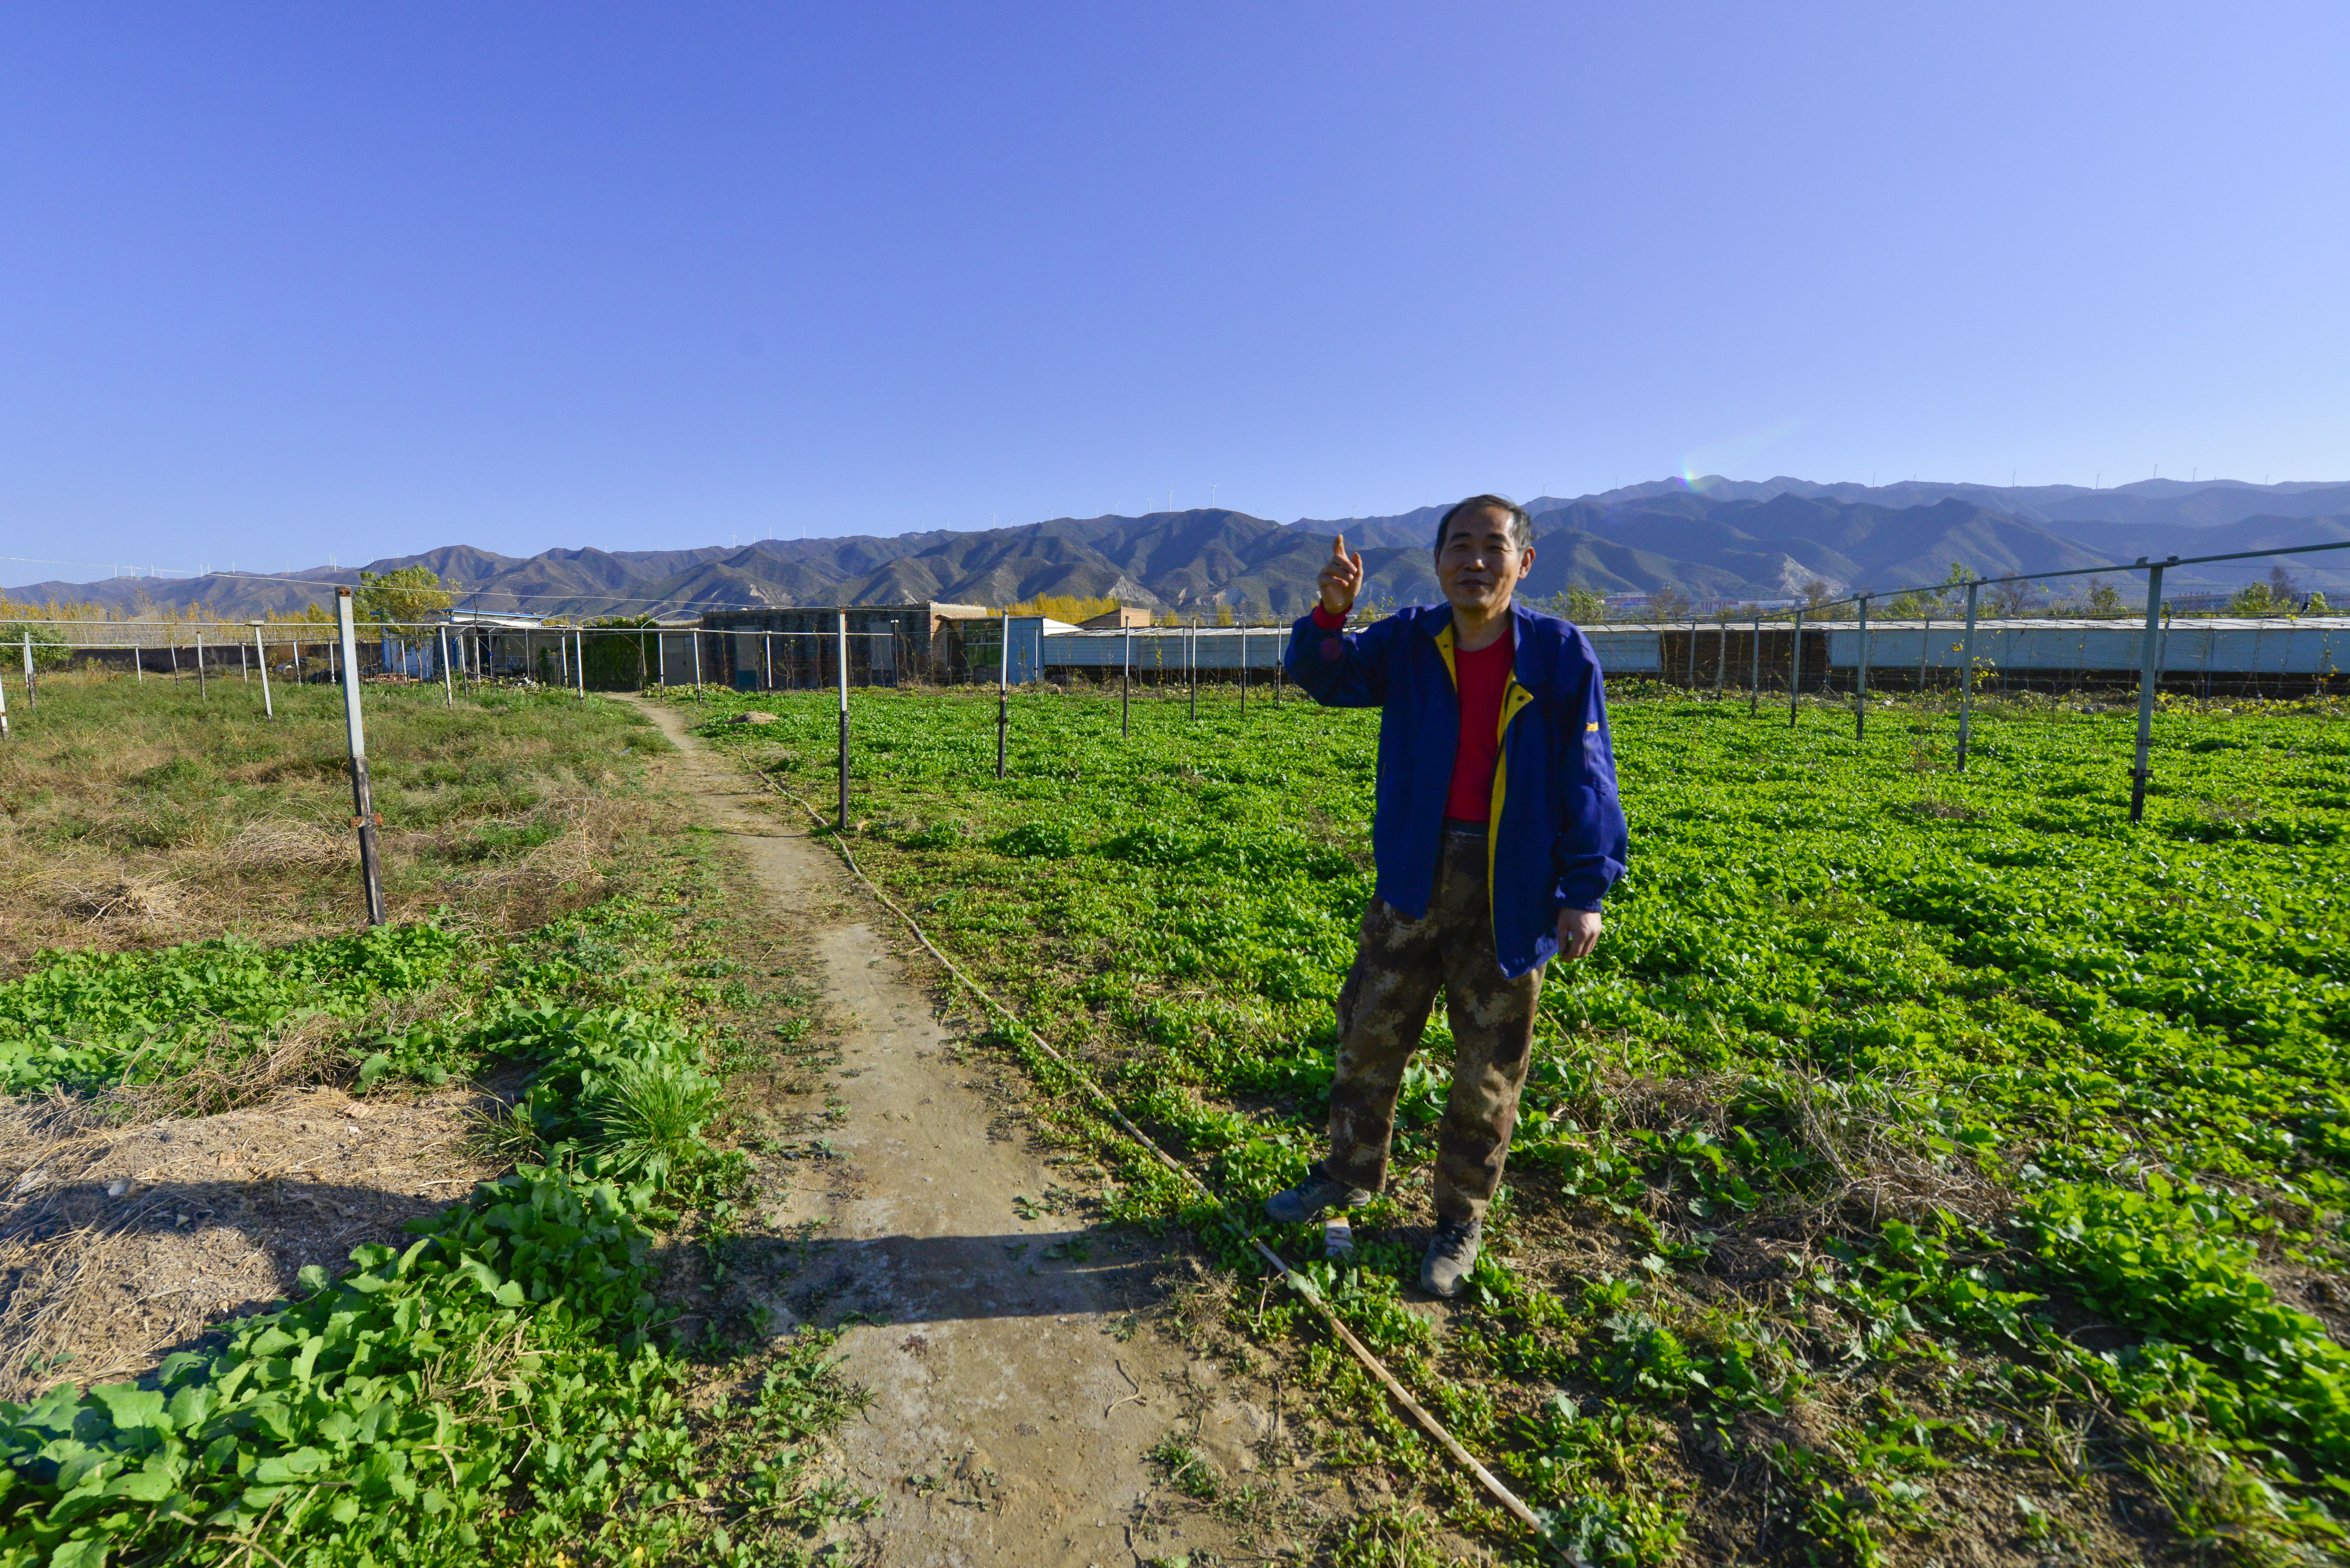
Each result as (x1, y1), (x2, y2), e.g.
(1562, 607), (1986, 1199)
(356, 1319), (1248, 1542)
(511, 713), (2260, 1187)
(2307, 591), (2332, 615)
(353, 566), (453, 628)
(2086, 577), (2126, 616)
(1545, 586), (1606, 623)
(2227, 580), (2280, 615)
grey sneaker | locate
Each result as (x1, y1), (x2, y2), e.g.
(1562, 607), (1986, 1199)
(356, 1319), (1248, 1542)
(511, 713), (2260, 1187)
(1420, 1216), (1482, 1298)
(1264, 1162), (1372, 1225)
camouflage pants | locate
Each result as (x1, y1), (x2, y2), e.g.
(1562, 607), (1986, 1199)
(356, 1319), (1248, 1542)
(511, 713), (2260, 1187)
(1326, 825), (1546, 1224)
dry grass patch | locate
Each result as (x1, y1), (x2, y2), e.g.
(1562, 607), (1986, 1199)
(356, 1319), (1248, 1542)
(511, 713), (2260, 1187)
(0, 673), (666, 971)
(0, 1084), (502, 1401)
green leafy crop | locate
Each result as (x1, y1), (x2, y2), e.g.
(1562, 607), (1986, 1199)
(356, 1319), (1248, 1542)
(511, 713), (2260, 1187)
(690, 682), (2350, 1563)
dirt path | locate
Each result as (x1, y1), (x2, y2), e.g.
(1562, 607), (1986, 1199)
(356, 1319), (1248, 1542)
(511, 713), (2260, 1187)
(632, 700), (1268, 1568)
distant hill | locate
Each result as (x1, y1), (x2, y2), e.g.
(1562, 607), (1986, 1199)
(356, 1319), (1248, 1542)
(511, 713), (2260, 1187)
(13, 477), (2348, 620)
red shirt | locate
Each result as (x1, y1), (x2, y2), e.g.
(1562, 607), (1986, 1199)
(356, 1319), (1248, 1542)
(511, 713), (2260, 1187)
(1444, 628), (1514, 822)
(1312, 606), (1513, 824)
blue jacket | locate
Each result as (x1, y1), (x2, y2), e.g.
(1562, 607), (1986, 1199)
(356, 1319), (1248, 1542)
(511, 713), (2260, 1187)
(1285, 601), (1629, 979)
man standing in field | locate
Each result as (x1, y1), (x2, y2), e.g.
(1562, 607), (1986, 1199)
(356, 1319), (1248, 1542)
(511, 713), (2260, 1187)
(1270, 494), (1628, 1297)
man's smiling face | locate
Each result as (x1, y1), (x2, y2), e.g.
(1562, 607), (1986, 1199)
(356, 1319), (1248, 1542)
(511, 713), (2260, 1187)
(1436, 504), (1535, 618)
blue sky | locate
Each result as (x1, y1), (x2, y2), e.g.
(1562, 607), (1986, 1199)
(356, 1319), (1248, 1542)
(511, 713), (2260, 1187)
(5, 3), (2345, 577)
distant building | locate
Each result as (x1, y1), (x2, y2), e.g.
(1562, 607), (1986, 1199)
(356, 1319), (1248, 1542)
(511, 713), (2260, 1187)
(1079, 606), (1155, 629)
(698, 602), (992, 687)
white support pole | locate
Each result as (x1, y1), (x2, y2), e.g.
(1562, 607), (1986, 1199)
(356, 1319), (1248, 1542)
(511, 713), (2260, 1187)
(837, 611), (850, 829)
(2129, 563), (2169, 825)
(1957, 581), (1980, 769)
(255, 625), (274, 720)
(334, 590), (387, 926)
(1854, 594), (1870, 740)
(439, 626), (454, 708)
(575, 629), (585, 699)
(195, 628), (208, 698)
(240, 637), (249, 684)
(995, 609), (1010, 779)
(692, 626), (703, 698)
(20, 630), (33, 711)
(657, 628), (666, 689)
(0, 641), (9, 738)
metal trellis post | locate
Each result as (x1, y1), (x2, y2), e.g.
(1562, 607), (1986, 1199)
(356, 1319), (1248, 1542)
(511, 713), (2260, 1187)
(1188, 620), (1197, 720)
(334, 590), (387, 927)
(1749, 615), (1761, 714)
(1957, 581), (1980, 770)
(1788, 608), (1804, 727)
(257, 626), (275, 720)
(575, 629), (585, 699)
(21, 630), (34, 710)
(1239, 626), (1248, 712)
(1714, 617), (1727, 701)
(692, 626), (703, 699)
(837, 611), (850, 830)
(1122, 627), (1131, 738)
(196, 628), (208, 698)
(1854, 594), (1869, 741)
(995, 609), (1010, 780)
(2129, 563), (2169, 824)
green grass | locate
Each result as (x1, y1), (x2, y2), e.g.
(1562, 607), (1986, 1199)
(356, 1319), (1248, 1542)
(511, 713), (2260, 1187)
(688, 680), (2350, 1565)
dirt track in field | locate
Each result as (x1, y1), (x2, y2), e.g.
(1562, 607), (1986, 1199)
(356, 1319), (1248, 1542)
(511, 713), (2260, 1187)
(631, 700), (1281, 1568)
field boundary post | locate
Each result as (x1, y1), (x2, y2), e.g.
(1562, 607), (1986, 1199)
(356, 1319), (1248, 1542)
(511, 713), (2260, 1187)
(1121, 627), (1131, 738)
(2129, 561), (2169, 824)
(1855, 594), (1870, 740)
(256, 625), (274, 720)
(1957, 580), (1979, 769)
(334, 588), (387, 926)
(995, 608), (1009, 780)
(1749, 614), (1760, 713)
(837, 610), (850, 830)
(20, 629), (33, 711)
(1788, 607), (1803, 726)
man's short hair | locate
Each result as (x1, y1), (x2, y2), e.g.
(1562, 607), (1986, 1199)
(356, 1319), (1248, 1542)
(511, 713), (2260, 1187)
(1433, 494), (1536, 558)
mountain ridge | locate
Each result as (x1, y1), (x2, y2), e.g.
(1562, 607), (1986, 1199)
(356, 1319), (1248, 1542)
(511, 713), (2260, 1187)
(13, 477), (2348, 620)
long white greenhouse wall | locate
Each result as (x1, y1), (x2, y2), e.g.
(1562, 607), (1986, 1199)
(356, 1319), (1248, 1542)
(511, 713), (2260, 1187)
(1040, 627), (1294, 670)
(1028, 618), (2350, 677)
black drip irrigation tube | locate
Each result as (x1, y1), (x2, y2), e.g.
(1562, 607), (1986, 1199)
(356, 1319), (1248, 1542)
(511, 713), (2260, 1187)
(746, 766), (1544, 1535)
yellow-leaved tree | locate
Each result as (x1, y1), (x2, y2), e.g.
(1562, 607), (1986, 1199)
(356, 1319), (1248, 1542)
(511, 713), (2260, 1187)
(352, 567), (453, 628)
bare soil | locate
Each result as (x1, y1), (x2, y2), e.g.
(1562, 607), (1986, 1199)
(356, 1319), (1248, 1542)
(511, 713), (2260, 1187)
(631, 699), (1337, 1568)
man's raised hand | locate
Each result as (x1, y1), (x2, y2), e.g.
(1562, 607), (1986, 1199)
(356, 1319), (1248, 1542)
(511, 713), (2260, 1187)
(1319, 533), (1365, 617)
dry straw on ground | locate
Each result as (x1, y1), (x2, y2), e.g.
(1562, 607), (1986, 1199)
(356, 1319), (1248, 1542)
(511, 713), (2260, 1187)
(0, 1085), (501, 1402)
